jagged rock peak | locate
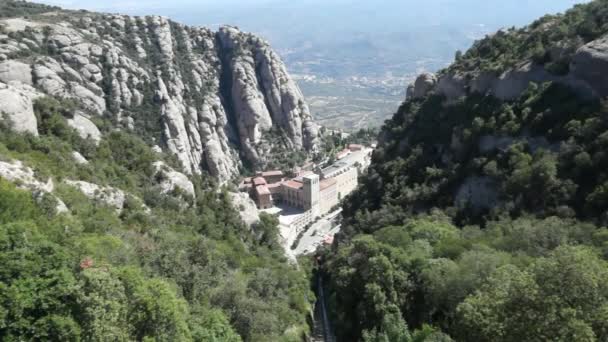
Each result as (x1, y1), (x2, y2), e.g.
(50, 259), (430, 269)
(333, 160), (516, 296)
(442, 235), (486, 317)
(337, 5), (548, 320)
(0, 9), (319, 183)
(410, 73), (437, 99)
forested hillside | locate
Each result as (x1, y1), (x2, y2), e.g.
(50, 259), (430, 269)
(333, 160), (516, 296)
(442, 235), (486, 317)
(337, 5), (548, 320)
(322, 1), (608, 341)
(0, 95), (314, 341)
(0, 2), (315, 341)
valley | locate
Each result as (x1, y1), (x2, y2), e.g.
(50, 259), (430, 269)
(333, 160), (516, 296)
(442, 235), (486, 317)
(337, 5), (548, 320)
(1, 1), (607, 342)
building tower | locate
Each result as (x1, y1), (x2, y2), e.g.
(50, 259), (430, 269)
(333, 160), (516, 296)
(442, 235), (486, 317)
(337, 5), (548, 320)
(303, 174), (320, 217)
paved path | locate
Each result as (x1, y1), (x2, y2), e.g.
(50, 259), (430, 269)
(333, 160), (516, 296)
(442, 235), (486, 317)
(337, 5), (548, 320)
(292, 209), (341, 256)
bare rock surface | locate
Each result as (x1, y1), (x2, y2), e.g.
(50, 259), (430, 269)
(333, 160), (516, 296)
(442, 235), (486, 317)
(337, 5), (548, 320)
(571, 34), (608, 97)
(0, 82), (41, 135)
(0, 60), (33, 85)
(0, 15), (319, 183)
(153, 161), (196, 198)
(67, 112), (101, 144)
(64, 180), (127, 211)
(0, 159), (67, 213)
(409, 34), (608, 103)
(455, 176), (499, 210)
(229, 192), (260, 227)
(72, 151), (89, 164)
(412, 73), (437, 99)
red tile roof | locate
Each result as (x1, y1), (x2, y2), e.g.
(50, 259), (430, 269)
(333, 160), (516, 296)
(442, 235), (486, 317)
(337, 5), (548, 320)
(253, 177), (267, 186)
(283, 180), (303, 190)
(256, 185), (271, 196)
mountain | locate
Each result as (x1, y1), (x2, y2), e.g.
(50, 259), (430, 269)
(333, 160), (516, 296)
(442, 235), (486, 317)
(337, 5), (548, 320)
(167, 0), (592, 131)
(36, 0), (590, 131)
(0, 1), (319, 183)
(321, 1), (608, 341)
(0, 2), (317, 341)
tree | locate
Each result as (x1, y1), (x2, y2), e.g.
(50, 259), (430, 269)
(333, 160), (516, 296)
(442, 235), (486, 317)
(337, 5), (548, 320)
(0, 222), (80, 341)
(0, 179), (39, 223)
(363, 307), (411, 342)
(457, 247), (608, 341)
(118, 267), (193, 341)
(76, 268), (129, 341)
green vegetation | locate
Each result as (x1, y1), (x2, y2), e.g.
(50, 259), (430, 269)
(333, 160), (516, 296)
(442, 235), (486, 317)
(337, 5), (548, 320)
(323, 82), (608, 340)
(253, 127), (308, 174)
(320, 1), (608, 341)
(447, 0), (608, 76)
(316, 127), (377, 165)
(323, 214), (608, 341)
(344, 82), (608, 228)
(0, 1), (58, 18)
(0, 96), (314, 341)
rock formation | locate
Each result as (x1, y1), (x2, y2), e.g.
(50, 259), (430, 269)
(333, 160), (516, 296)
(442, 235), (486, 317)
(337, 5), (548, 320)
(0, 13), (318, 183)
(0, 82), (41, 135)
(411, 73), (437, 99)
(64, 179), (145, 212)
(67, 112), (102, 145)
(153, 161), (196, 198)
(408, 33), (608, 103)
(0, 159), (68, 213)
(229, 192), (260, 227)
(571, 34), (608, 97)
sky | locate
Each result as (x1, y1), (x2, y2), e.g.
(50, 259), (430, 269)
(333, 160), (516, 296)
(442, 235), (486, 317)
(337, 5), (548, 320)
(36, 0), (591, 38)
(34, 0), (592, 79)
(35, 0), (591, 21)
(36, 0), (279, 13)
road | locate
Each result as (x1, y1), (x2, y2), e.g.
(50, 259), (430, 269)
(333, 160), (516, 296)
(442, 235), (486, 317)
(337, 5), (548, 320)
(292, 209), (342, 256)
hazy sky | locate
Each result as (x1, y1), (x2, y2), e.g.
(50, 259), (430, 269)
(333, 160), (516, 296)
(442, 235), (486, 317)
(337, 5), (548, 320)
(36, 0), (591, 19)
(34, 0), (590, 54)
(37, 0), (280, 13)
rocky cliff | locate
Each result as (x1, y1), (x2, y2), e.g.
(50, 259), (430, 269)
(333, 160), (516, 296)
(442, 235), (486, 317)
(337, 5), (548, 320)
(0, 8), (318, 183)
(407, 13), (608, 103)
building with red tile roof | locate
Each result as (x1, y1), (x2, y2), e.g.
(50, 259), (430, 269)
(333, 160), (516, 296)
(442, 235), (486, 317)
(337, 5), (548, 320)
(255, 185), (272, 209)
(257, 170), (284, 184)
(253, 177), (267, 186)
(242, 148), (367, 213)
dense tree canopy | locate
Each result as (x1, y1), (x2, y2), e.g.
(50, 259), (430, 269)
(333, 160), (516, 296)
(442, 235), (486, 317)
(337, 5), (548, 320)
(321, 1), (608, 340)
(0, 95), (314, 341)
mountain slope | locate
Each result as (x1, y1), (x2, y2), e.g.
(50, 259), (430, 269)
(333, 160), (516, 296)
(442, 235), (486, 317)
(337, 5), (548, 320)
(407, 0), (608, 103)
(0, 1), (318, 183)
(0, 2), (316, 341)
(322, 1), (608, 341)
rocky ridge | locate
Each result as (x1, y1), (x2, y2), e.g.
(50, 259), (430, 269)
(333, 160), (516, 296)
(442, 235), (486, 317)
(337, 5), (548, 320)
(407, 33), (608, 102)
(0, 9), (318, 183)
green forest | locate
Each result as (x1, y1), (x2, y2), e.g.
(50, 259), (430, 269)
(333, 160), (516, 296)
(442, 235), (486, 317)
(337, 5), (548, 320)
(0, 95), (314, 341)
(320, 0), (608, 341)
